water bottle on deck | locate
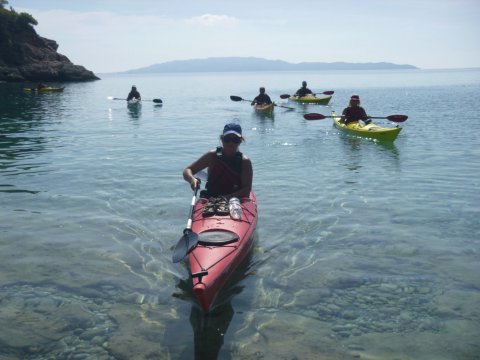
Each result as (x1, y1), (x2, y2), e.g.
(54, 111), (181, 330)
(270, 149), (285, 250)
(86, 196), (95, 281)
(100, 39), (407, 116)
(229, 197), (242, 220)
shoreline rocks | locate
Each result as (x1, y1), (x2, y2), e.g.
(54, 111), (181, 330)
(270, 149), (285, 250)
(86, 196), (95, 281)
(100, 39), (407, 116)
(0, 33), (99, 82)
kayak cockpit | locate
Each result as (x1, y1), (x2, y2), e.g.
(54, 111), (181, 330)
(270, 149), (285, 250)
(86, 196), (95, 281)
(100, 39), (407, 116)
(198, 230), (239, 245)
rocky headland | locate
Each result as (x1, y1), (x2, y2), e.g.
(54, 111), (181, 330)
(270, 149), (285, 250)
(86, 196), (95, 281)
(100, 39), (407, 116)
(0, 4), (99, 82)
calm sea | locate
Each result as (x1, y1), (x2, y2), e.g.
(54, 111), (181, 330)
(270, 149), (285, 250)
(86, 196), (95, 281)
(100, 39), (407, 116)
(1, 69), (479, 359)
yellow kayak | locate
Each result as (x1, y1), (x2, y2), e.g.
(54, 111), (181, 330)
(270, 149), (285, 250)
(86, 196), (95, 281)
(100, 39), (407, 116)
(332, 111), (401, 141)
(24, 87), (65, 93)
(289, 95), (331, 105)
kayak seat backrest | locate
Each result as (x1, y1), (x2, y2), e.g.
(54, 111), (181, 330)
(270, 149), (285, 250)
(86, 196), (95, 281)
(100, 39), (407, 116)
(198, 230), (239, 245)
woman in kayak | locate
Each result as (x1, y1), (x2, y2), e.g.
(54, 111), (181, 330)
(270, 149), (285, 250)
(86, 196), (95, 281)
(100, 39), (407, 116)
(126, 85), (141, 101)
(341, 94), (371, 124)
(183, 123), (253, 216)
(295, 81), (313, 97)
(251, 87), (272, 105)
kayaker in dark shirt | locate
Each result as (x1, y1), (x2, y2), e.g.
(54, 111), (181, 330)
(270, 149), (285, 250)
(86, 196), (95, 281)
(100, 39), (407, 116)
(183, 123), (253, 200)
(341, 94), (371, 124)
(126, 85), (141, 101)
(37, 83), (47, 90)
(251, 87), (272, 105)
(295, 81), (313, 97)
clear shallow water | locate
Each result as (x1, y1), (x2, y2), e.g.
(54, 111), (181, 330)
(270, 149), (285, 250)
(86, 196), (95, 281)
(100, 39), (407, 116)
(1, 69), (479, 359)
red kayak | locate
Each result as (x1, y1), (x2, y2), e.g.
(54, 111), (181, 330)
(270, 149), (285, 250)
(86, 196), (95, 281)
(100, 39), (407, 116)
(188, 192), (258, 312)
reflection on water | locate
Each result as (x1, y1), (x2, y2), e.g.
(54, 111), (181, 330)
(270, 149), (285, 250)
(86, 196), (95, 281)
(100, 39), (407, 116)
(173, 246), (256, 359)
(0, 84), (65, 192)
(337, 132), (401, 176)
(127, 102), (142, 120)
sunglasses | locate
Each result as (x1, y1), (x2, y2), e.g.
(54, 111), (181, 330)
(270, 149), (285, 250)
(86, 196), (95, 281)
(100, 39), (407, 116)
(222, 136), (242, 144)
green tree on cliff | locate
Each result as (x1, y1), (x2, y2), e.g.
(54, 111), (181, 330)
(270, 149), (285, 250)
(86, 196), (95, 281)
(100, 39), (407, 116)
(0, 1), (39, 65)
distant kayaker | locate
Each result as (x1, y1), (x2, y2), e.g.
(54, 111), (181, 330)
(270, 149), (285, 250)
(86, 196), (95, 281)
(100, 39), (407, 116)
(37, 83), (47, 90)
(295, 81), (313, 97)
(183, 123), (253, 215)
(341, 94), (371, 124)
(251, 87), (272, 106)
(127, 85), (141, 101)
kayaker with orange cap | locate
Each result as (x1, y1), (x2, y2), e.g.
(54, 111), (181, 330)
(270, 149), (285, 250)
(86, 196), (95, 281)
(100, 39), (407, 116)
(341, 94), (371, 124)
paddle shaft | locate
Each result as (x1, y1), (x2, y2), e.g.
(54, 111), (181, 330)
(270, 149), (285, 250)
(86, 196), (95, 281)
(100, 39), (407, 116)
(109, 97), (162, 103)
(230, 95), (294, 110)
(185, 185), (200, 231)
(280, 91), (334, 99)
(304, 113), (408, 122)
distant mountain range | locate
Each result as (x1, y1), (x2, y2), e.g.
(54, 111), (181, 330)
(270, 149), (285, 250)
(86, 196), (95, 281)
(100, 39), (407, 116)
(119, 57), (417, 74)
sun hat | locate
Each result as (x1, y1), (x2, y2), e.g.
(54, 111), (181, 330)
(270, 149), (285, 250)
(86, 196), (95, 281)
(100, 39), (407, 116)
(223, 123), (242, 137)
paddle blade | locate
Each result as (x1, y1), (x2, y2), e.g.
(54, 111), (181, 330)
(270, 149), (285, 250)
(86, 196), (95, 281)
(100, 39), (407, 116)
(172, 229), (199, 263)
(230, 95), (243, 102)
(303, 113), (327, 120)
(280, 94), (291, 99)
(322, 91), (334, 95)
(386, 115), (408, 123)
(152, 98), (163, 104)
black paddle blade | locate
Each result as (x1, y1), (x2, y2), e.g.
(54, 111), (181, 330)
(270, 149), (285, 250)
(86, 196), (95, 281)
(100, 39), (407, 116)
(386, 115), (408, 123)
(303, 113), (327, 120)
(322, 91), (335, 95)
(280, 94), (291, 99)
(230, 95), (243, 102)
(153, 98), (163, 104)
(172, 229), (199, 263)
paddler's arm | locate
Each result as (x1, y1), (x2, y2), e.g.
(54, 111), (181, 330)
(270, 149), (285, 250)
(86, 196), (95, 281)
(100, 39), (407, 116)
(183, 151), (215, 190)
(360, 107), (371, 123)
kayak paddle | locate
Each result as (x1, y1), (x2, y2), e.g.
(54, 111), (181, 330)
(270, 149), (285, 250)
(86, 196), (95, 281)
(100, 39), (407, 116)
(280, 90), (334, 99)
(172, 179), (201, 263)
(107, 96), (163, 104)
(230, 95), (295, 110)
(303, 113), (408, 123)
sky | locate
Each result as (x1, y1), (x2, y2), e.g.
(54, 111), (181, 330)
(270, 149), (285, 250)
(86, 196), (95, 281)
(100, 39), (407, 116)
(8, 0), (480, 73)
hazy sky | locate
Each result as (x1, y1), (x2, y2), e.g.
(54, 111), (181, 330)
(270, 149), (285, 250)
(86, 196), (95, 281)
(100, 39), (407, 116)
(11, 0), (480, 73)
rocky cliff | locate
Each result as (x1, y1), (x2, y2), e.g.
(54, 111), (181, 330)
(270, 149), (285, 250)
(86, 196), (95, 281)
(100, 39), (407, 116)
(0, 5), (99, 82)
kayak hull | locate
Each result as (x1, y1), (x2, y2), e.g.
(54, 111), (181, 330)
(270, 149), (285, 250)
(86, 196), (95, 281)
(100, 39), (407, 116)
(188, 192), (258, 312)
(254, 103), (274, 114)
(289, 95), (331, 105)
(332, 111), (401, 141)
(24, 87), (64, 93)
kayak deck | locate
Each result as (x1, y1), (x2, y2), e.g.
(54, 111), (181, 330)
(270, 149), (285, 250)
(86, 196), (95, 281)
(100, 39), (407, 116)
(127, 98), (141, 106)
(290, 95), (332, 105)
(188, 192), (257, 312)
(332, 111), (401, 141)
(254, 103), (274, 114)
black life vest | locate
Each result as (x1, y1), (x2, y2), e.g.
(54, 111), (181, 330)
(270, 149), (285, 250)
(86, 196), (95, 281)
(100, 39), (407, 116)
(205, 147), (243, 196)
